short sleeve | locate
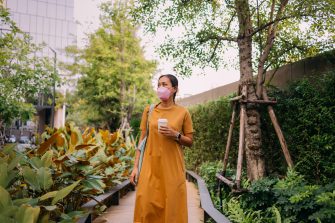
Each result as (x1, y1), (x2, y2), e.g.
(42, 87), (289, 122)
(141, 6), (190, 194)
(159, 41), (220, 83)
(182, 109), (194, 134)
(140, 105), (150, 131)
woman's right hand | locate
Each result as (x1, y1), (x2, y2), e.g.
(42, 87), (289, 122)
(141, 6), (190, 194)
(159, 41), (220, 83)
(130, 167), (138, 186)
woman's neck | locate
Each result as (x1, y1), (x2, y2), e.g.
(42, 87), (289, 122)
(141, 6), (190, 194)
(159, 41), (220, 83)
(160, 99), (174, 108)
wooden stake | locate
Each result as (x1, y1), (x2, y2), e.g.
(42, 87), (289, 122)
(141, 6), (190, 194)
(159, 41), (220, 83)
(263, 89), (294, 168)
(216, 173), (236, 188)
(222, 103), (237, 176)
(236, 104), (246, 189)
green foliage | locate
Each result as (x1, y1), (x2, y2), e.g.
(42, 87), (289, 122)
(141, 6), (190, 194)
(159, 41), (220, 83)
(185, 96), (238, 171)
(225, 198), (263, 223)
(264, 71), (335, 184)
(187, 72), (335, 186)
(0, 122), (136, 222)
(199, 160), (223, 193)
(132, 0), (335, 76)
(63, 1), (156, 130)
(0, 7), (55, 125)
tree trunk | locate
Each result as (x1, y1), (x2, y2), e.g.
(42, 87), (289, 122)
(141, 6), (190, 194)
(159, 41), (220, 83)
(236, 0), (266, 181)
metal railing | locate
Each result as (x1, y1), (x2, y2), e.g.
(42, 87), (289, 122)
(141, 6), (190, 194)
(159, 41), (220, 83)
(186, 170), (231, 223)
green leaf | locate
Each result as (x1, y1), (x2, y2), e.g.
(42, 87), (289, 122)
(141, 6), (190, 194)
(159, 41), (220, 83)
(36, 167), (53, 190)
(15, 204), (40, 223)
(13, 198), (33, 206)
(0, 186), (12, 210)
(30, 157), (43, 169)
(8, 155), (22, 171)
(0, 163), (17, 188)
(22, 166), (40, 191)
(51, 180), (81, 205)
(82, 179), (105, 193)
(39, 191), (58, 201)
(41, 150), (53, 168)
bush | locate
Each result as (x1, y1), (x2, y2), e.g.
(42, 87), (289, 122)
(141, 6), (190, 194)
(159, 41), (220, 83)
(0, 123), (135, 223)
(265, 71), (335, 184)
(187, 72), (335, 185)
(186, 96), (239, 171)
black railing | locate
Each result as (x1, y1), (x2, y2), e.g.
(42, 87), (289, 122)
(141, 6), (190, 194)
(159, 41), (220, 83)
(78, 179), (135, 223)
(186, 170), (231, 223)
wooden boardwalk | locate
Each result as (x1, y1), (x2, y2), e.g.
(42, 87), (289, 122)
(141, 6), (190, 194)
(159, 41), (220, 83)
(93, 181), (204, 223)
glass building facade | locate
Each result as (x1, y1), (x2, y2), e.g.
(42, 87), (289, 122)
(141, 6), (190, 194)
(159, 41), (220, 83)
(4, 0), (77, 63)
(2, 0), (77, 132)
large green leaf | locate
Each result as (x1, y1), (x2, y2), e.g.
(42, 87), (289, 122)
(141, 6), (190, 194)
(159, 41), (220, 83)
(41, 150), (53, 168)
(0, 163), (15, 188)
(8, 155), (22, 171)
(22, 166), (40, 191)
(13, 198), (33, 206)
(36, 167), (53, 191)
(15, 204), (40, 223)
(30, 157), (43, 169)
(51, 180), (81, 205)
(0, 186), (12, 210)
(39, 191), (58, 201)
(0, 215), (15, 223)
(82, 179), (105, 193)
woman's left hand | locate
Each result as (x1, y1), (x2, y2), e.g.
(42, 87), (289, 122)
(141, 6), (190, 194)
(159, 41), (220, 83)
(159, 126), (177, 139)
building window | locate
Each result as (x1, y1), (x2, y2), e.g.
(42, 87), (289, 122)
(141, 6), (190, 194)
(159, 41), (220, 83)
(17, 0), (28, 14)
(28, 0), (37, 15)
(37, 1), (47, 17)
(47, 3), (56, 18)
(20, 14), (30, 31)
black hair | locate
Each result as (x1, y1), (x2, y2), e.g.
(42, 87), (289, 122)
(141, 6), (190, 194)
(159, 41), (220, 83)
(158, 74), (178, 102)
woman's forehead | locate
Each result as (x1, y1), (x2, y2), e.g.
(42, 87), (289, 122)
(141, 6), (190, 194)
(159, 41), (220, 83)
(158, 76), (171, 84)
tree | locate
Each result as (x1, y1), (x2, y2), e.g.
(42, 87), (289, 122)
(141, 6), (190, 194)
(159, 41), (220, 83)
(63, 1), (157, 130)
(0, 7), (55, 143)
(132, 0), (335, 182)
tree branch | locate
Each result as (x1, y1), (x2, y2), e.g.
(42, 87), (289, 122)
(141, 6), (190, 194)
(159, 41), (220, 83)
(251, 14), (310, 37)
(256, 0), (289, 98)
(225, 11), (237, 34)
(207, 39), (220, 62)
(198, 34), (237, 43)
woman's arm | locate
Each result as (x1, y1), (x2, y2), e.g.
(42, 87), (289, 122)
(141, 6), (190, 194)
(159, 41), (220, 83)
(159, 126), (193, 147)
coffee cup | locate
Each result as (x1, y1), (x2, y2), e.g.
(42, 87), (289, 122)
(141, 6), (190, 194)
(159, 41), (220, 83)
(158, 118), (168, 131)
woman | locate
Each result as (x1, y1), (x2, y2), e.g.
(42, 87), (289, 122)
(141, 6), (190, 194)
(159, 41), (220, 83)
(130, 74), (194, 223)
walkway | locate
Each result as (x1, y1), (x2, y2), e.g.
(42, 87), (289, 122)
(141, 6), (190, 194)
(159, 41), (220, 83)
(93, 181), (204, 223)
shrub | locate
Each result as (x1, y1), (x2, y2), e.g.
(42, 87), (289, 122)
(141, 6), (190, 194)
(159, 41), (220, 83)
(186, 96), (239, 171)
(265, 71), (335, 184)
(0, 122), (135, 223)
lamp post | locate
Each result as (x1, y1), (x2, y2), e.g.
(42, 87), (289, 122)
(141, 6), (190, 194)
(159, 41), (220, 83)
(48, 46), (57, 129)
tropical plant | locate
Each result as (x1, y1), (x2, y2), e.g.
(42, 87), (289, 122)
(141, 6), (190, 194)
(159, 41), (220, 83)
(0, 122), (135, 222)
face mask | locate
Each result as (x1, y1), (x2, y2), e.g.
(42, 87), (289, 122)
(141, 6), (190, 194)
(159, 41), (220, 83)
(157, 87), (171, 101)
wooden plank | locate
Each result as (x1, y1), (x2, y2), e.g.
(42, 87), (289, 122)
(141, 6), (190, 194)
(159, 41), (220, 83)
(240, 99), (277, 104)
(236, 104), (246, 189)
(216, 173), (235, 188)
(263, 90), (294, 168)
(93, 180), (204, 223)
(222, 103), (236, 176)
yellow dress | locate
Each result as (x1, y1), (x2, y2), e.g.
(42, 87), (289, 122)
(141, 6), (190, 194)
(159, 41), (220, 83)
(133, 103), (194, 223)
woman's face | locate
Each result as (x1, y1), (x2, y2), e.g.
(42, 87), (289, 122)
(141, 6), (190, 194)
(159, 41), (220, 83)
(157, 76), (176, 94)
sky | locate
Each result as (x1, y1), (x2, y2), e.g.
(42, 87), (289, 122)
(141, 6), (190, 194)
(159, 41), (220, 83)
(73, 0), (240, 97)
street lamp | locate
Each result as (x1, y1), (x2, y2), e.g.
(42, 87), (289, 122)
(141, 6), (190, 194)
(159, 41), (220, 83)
(48, 46), (57, 129)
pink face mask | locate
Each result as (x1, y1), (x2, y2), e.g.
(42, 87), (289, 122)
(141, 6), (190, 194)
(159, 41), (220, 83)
(157, 87), (171, 101)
